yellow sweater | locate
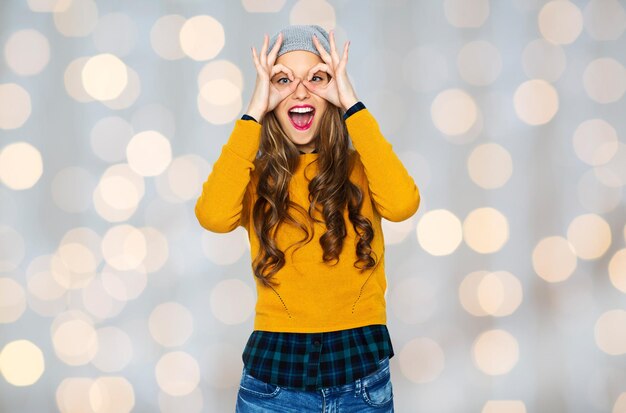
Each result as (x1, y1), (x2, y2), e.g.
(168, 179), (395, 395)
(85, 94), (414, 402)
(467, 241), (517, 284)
(195, 108), (420, 333)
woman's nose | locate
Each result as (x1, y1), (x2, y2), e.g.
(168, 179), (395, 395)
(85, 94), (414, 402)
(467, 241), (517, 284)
(293, 77), (311, 96)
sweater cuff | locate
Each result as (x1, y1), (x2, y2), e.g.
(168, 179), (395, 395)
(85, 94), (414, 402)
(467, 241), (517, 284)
(241, 114), (259, 123)
(343, 101), (366, 121)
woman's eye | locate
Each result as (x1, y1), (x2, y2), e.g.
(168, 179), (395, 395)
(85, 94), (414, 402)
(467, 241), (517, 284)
(277, 77), (290, 84)
(312, 75), (323, 81)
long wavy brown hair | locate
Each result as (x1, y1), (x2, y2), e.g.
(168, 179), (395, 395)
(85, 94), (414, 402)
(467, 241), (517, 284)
(245, 104), (378, 288)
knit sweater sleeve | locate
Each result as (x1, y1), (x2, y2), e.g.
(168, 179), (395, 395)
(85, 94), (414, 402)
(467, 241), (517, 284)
(345, 108), (420, 222)
(194, 119), (261, 233)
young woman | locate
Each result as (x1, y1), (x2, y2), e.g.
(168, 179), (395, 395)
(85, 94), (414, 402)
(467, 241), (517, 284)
(195, 24), (420, 412)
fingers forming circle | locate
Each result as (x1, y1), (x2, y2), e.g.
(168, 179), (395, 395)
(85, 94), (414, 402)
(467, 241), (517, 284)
(270, 63), (294, 81)
(328, 30), (340, 64)
(338, 41), (349, 71)
(306, 62), (334, 82)
(267, 32), (282, 66)
(260, 34), (268, 67)
(312, 34), (333, 66)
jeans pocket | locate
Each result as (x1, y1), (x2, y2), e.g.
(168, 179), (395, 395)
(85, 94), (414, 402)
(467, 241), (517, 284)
(238, 370), (282, 399)
(361, 360), (394, 407)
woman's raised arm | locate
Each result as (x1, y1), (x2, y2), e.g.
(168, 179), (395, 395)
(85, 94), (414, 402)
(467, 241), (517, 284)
(194, 32), (300, 233)
(194, 119), (261, 233)
(346, 107), (421, 222)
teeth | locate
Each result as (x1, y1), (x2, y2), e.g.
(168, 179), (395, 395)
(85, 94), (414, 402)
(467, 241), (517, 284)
(289, 107), (314, 113)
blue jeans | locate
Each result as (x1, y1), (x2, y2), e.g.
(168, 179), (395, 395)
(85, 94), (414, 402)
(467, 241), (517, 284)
(235, 356), (394, 412)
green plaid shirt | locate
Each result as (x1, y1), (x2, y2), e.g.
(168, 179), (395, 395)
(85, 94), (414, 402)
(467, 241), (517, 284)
(241, 324), (394, 391)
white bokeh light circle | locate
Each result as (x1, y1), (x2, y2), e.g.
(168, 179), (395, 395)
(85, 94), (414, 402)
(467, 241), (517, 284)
(521, 38), (566, 82)
(56, 377), (95, 413)
(157, 154), (210, 203)
(52, 319), (99, 366)
(398, 337), (445, 383)
(101, 224), (147, 271)
(467, 143), (513, 189)
(82, 53), (128, 101)
(150, 15), (187, 60)
(583, 0), (626, 41)
(289, 2), (336, 28)
(532, 236), (577, 282)
(431, 88), (478, 136)
(101, 65), (141, 110)
(444, 0), (489, 28)
(60, 227), (102, 268)
(149, 302), (194, 347)
(155, 351), (201, 396)
(210, 279), (255, 325)
(82, 276), (126, 320)
(582, 58), (626, 104)
(472, 329), (519, 375)
(457, 40), (502, 86)
(179, 15), (225, 61)
(0, 142), (43, 190)
(0, 83), (32, 129)
(513, 79), (559, 125)
(608, 249), (626, 294)
(0, 339), (45, 386)
(53, 0), (98, 37)
(0, 277), (27, 323)
(416, 209), (463, 256)
(93, 163), (145, 222)
(138, 226), (169, 273)
(572, 119), (619, 166)
(594, 309), (626, 355)
(27, 260), (67, 302)
(4, 29), (50, 76)
(126, 130), (172, 177)
(566, 213), (611, 260)
(538, 0), (583, 44)
(89, 376), (135, 413)
(91, 327), (133, 373)
(463, 207), (509, 254)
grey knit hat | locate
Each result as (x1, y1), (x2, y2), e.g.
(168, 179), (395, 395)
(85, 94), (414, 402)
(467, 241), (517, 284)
(267, 24), (331, 58)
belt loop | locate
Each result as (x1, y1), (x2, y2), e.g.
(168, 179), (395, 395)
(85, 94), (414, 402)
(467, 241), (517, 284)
(354, 378), (361, 397)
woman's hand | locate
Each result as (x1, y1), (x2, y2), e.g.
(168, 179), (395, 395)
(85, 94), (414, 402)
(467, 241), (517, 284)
(303, 30), (359, 111)
(246, 33), (300, 122)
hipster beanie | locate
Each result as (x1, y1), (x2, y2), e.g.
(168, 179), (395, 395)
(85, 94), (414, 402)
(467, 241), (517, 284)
(267, 24), (331, 58)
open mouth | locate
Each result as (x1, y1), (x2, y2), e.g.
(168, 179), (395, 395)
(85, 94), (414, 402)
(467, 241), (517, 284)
(288, 108), (315, 131)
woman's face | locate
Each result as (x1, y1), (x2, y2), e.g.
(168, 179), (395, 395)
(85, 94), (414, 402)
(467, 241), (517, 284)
(272, 50), (330, 153)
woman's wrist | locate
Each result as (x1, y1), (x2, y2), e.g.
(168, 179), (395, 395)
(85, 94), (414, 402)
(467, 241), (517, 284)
(341, 96), (359, 112)
(245, 107), (264, 123)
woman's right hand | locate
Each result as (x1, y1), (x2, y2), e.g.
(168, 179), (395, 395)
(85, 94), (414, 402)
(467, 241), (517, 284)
(245, 33), (299, 123)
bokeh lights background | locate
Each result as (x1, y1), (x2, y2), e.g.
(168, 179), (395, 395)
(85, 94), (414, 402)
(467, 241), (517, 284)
(1, 0), (626, 412)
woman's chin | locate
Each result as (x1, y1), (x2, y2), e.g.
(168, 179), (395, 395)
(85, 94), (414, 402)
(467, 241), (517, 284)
(289, 136), (316, 147)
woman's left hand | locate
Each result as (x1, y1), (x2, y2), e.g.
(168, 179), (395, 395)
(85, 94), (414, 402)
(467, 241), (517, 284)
(303, 30), (359, 111)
